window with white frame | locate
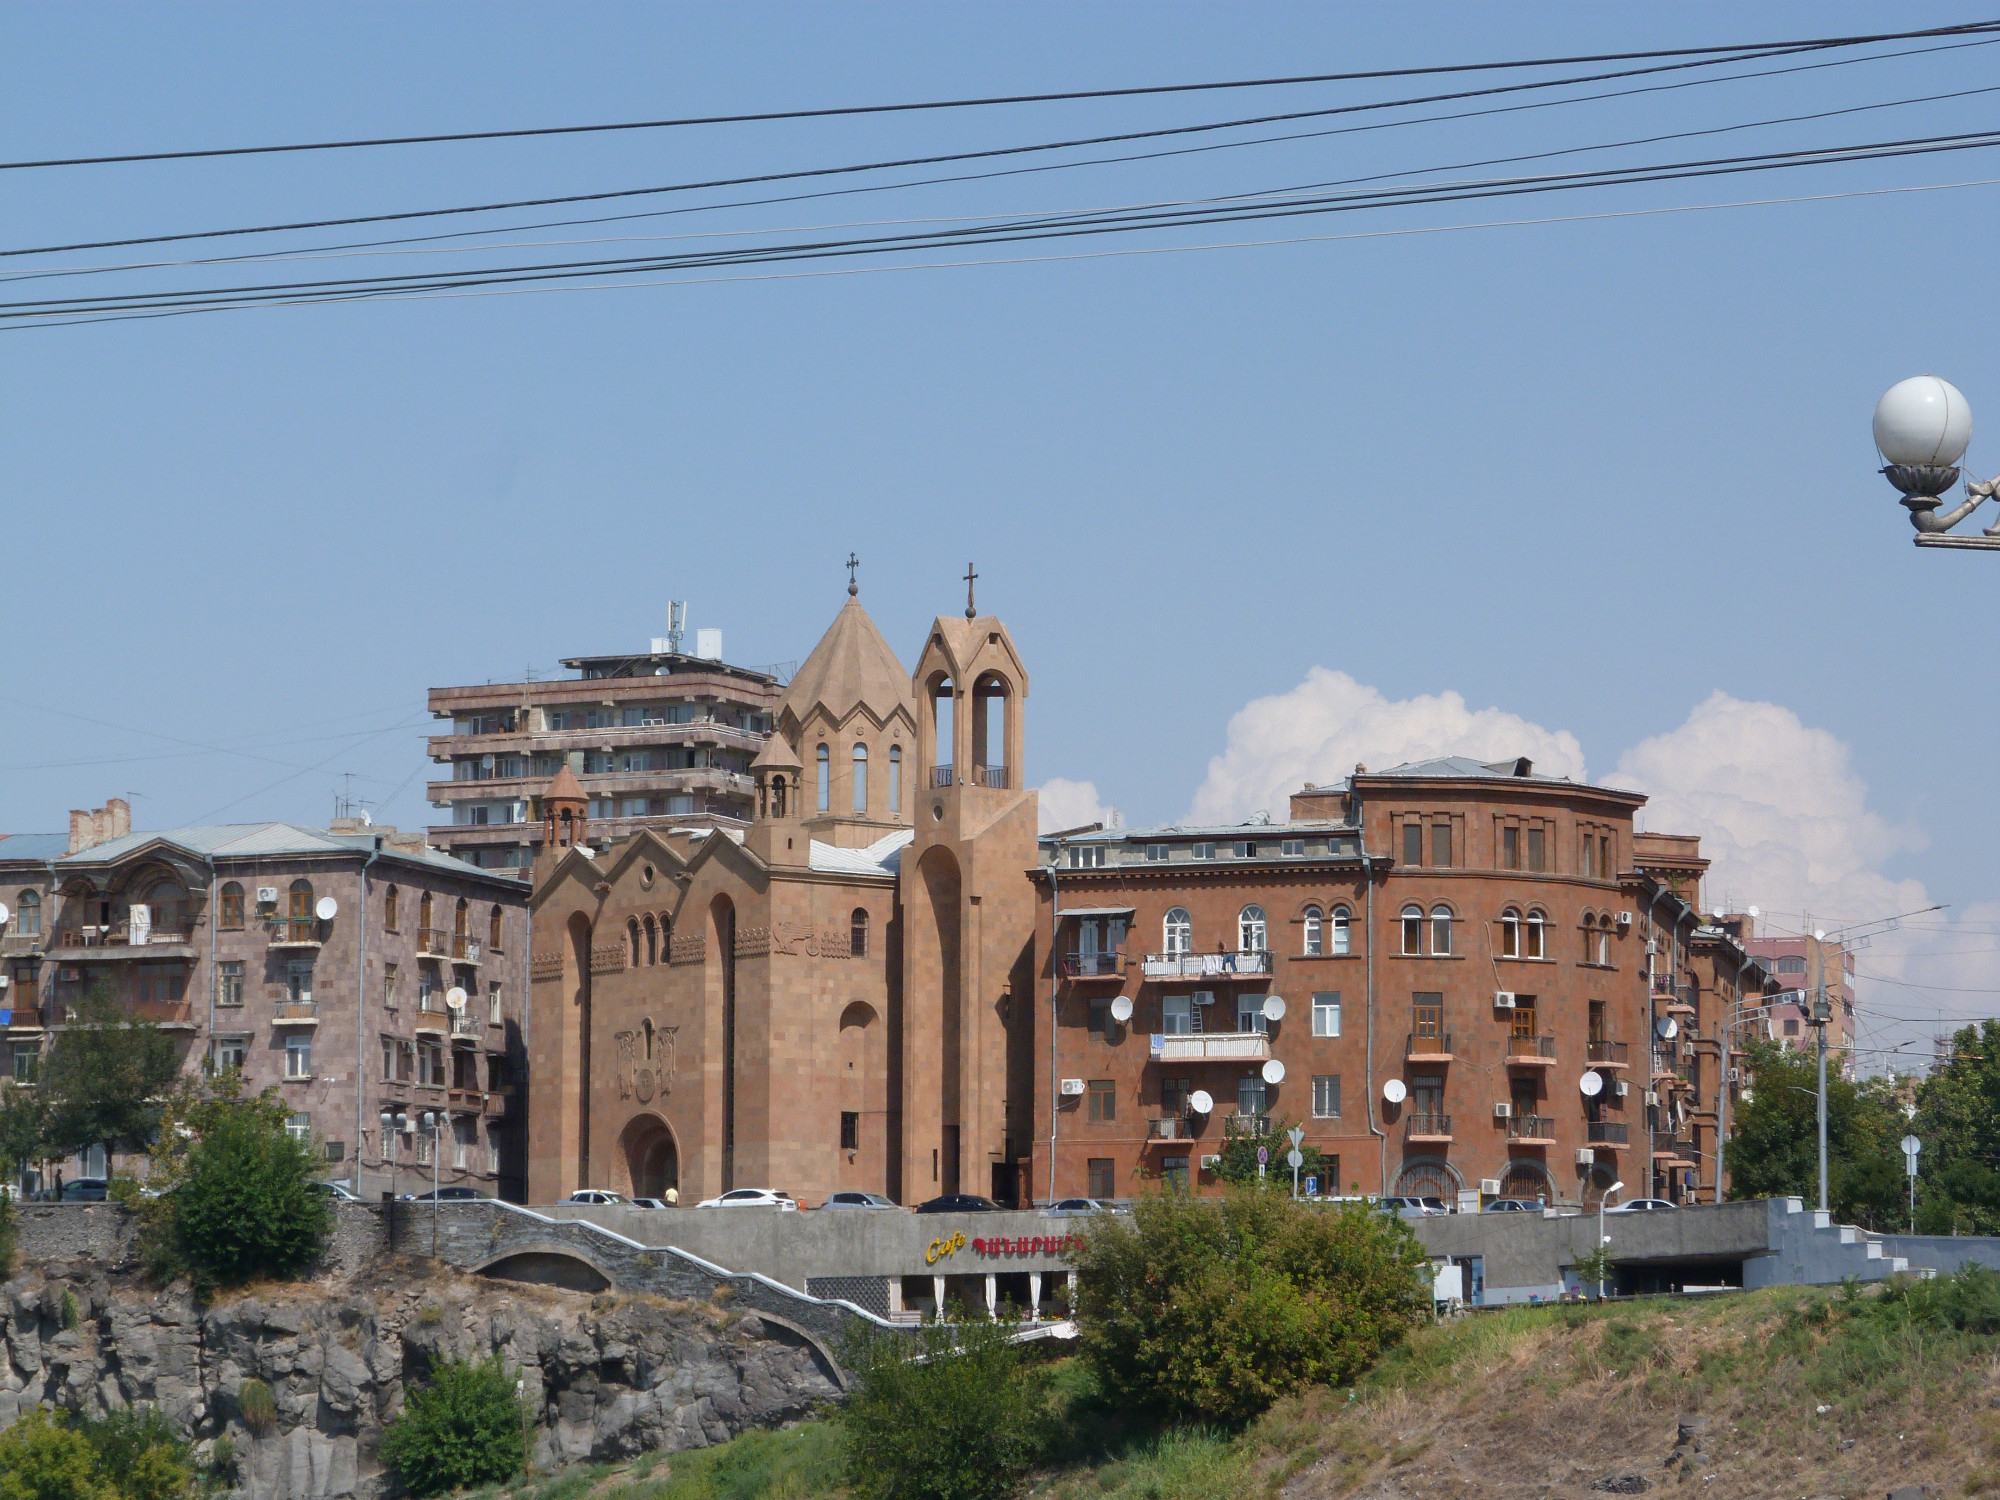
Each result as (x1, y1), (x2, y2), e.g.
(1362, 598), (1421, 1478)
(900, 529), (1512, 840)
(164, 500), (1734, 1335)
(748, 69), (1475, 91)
(487, 982), (503, 1025)
(1430, 906), (1453, 956)
(454, 1116), (476, 1169)
(286, 1112), (312, 1144)
(1237, 1076), (1267, 1116)
(1596, 926), (1610, 965)
(1312, 993), (1341, 1037)
(1313, 1074), (1341, 1118)
(210, 1037), (248, 1075)
(1163, 908), (1192, 955)
(1302, 906), (1323, 955)
(1238, 905), (1267, 953)
(284, 1034), (313, 1078)
(1191, 842), (1216, 859)
(852, 743), (868, 812)
(1330, 905), (1352, 955)
(1145, 844), (1169, 861)
(1160, 994), (1193, 1035)
(1502, 908), (1522, 957)
(286, 959), (313, 1006)
(1237, 994), (1268, 1034)
(1066, 844), (1106, 869)
(1282, 839), (1305, 856)
(216, 960), (244, 1007)
(1401, 905), (1423, 955)
(1526, 910), (1547, 959)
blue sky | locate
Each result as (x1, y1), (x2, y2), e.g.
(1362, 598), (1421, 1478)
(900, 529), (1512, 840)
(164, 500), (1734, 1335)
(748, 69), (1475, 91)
(4, 2), (1999, 1052)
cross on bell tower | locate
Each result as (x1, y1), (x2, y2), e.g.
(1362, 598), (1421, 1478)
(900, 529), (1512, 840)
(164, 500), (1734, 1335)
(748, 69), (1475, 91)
(846, 552), (860, 597)
(963, 561), (978, 619)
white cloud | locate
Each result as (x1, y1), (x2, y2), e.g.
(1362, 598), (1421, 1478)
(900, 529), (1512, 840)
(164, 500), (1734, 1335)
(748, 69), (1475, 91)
(1185, 667), (1586, 826)
(1039, 777), (1120, 835)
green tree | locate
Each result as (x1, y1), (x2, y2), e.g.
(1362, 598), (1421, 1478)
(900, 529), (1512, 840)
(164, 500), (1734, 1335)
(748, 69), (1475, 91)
(378, 1356), (528, 1498)
(1071, 1188), (1427, 1426)
(37, 983), (180, 1167)
(0, 1410), (113, 1500)
(1209, 1116), (1325, 1191)
(1726, 1040), (1908, 1228)
(1913, 1021), (2000, 1234)
(838, 1317), (1046, 1500)
(76, 1408), (193, 1500)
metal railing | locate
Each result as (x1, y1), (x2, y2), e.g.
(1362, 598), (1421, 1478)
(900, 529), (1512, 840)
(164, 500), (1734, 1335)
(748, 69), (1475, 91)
(1587, 1121), (1630, 1145)
(1141, 951), (1271, 978)
(269, 917), (319, 945)
(1506, 1114), (1556, 1140)
(1404, 1112), (1452, 1139)
(1405, 1031), (1453, 1057)
(273, 1001), (317, 1022)
(451, 1011), (483, 1037)
(452, 935), (481, 962)
(972, 764), (1008, 789)
(416, 927), (451, 957)
(1061, 953), (1127, 978)
(931, 766), (955, 789)
(1147, 1116), (1188, 1141)
(1222, 1112), (1272, 1139)
(1506, 1035), (1557, 1062)
(52, 924), (195, 949)
(1587, 1040), (1629, 1066)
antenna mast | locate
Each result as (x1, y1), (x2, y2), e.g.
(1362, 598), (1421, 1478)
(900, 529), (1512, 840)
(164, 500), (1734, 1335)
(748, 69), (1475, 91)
(666, 600), (687, 654)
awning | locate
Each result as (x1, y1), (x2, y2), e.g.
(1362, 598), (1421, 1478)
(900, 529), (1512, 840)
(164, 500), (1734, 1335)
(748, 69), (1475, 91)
(1057, 906), (1136, 919)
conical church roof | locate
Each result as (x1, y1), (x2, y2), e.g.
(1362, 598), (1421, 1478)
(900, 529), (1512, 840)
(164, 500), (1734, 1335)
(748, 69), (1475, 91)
(543, 763), (587, 803)
(779, 595), (915, 731)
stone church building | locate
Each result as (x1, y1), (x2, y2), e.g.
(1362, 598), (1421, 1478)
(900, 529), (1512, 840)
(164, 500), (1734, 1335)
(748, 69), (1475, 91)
(526, 585), (1041, 1207)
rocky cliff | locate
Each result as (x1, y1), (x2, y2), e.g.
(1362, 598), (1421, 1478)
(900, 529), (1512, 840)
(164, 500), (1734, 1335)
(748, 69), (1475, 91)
(0, 1252), (841, 1500)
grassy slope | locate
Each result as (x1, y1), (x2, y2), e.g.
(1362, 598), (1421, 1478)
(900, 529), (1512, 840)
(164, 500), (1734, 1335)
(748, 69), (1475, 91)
(486, 1283), (2000, 1500)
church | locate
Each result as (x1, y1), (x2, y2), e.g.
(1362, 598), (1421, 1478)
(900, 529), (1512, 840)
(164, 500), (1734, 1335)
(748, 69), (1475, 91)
(526, 581), (1042, 1207)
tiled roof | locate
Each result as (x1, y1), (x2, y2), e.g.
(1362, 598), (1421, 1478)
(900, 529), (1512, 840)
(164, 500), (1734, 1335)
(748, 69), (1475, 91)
(808, 828), (913, 877)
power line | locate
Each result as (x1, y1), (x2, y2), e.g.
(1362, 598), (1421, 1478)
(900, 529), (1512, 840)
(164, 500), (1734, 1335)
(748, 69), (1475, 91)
(8, 19), (1993, 173)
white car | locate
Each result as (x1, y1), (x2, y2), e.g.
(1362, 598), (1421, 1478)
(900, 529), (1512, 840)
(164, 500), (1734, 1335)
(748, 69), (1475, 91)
(1605, 1198), (1680, 1214)
(821, 1191), (897, 1210)
(1043, 1197), (1122, 1217)
(563, 1189), (628, 1206)
(629, 1197), (675, 1210)
(696, 1188), (798, 1210)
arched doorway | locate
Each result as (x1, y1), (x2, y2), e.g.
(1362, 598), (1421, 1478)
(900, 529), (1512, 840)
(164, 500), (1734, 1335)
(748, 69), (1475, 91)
(620, 1114), (679, 1199)
(1396, 1159), (1460, 1201)
(1500, 1160), (1553, 1206)
(1581, 1163), (1621, 1210)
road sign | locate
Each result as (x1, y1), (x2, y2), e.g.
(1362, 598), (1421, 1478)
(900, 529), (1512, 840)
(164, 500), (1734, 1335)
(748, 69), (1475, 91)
(1256, 1146), (1268, 1165)
(1902, 1134), (1922, 1176)
(1304, 1175), (1319, 1196)
(1287, 1125), (1306, 1148)
(1286, 1149), (1304, 1169)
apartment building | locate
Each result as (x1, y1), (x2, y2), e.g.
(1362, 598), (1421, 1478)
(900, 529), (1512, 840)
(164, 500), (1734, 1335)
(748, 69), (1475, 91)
(427, 637), (781, 877)
(0, 800), (529, 1199)
(1737, 925), (1857, 1072)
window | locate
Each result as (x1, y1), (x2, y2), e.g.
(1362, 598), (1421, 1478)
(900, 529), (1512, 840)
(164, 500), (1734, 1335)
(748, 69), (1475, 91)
(1402, 822), (1423, 866)
(419, 967), (437, 1010)
(628, 919), (641, 967)
(642, 914), (656, 965)
(1526, 910), (1546, 960)
(489, 906), (504, 952)
(1432, 822), (1453, 868)
(1087, 1159), (1117, 1199)
(888, 745), (902, 810)
(1088, 998), (1115, 1040)
(1527, 827), (1547, 872)
(1145, 844), (1169, 861)
(1413, 995), (1444, 1046)
(289, 878), (314, 926)
(1784, 1018), (1801, 1036)
(285, 1034), (313, 1079)
(1282, 839), (1305, 857)
(219, 882), (245, 928)
(381, 1036), (398, 1080)
(1233, 841), (1257, 859)
(1501, 826), (1519, 870)
(1596, 927), (1611, 966)
(488, 982), (503, 1026)
(1237, 1076), (1267, 1117)
(1161, 994), (1193, 1035)
(816, 744), (831, 810)
(216, 961), (244, 1007)
(1430, 906), (1453, 956)
(1163, 908), (1192, 956)
(1313, 1075), (1342, 1118)
(1160, 1076), (1194, 1113)
(1065, 844), (1107, 869)
(1238, 905), (1267, 954)
(397, 1039), (414, 1083)
(384, 886), (399, 931)
(1330, 906), (1351, 955)
(286, 959), (313, 1006)
(1510, 999), (1537, 1039)
(850, 908), (869, 958)
(15, 891), (40, 936)
(1599, 835), (1611, 878)
(380, 962), (398, 1011)
(852, 744), (868, 812)
(1502, 908), (1521, 958)
(1190, 842), (1216, 859)
(1777, 955), (1807, 975)
(419, 892), (434, 933)
(1302, 906), (1323, 955)
(1401, 905), (1423, 955)
(1160, 1155), (1190, 1191)
(418, 1039), (445, 1086)
(1237, 994), (1268, 1034)
(1086, 1080), (1117, 1122)
(1312, 993), (1341, 1037)
(12, 1043), (39, 1083)
(840, 1111), (860, 1151)
(287, 1112), (312, 1144)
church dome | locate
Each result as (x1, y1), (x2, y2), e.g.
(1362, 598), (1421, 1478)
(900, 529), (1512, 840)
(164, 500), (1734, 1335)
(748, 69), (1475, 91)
(779, 596), (916, 733)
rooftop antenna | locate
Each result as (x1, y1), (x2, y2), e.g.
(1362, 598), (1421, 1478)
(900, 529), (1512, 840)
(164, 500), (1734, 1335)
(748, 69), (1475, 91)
(666, 600), (687, 654)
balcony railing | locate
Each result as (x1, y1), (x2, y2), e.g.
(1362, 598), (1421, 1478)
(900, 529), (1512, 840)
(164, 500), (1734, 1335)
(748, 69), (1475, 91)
(972, 764), (1009, 789)
(1147, 1116), (1189, 1141)
(451, 1012), (483, 1038)
(1141, 951), (1271, 979)
(416, 928), (451, 958)
(1587, 1121), (1630, 1146)
(1506, 1035), (1557, 1064)
(269, 918), (320, 946)
(931, 766), (955, 789)
(1222, 1112), (1272, 1139)
(1406, 1031), (1454, 1059)
(1150, 1031), (1270, 1062)
(273, 1001), (317, 1023)
(1506, 1115), (1556, 1142)
(452, 936), (481, 963)
(51, 924), (196, 949)
(1061, 953), (1127, 979)
(1404, 1112), (1453, 1141)
(1587, 1040), (1630, 1067)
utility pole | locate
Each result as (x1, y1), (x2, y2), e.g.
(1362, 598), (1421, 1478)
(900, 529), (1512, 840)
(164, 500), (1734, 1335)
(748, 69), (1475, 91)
(1814, 936), (1830, 1215)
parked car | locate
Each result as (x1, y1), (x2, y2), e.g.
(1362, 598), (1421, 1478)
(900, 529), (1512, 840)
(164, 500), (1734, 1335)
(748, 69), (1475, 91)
(821, 1191), (898, 1210)
(311, 1181), (363, 1202)
(1481, 1198), (1546, 1213)
(696, 1188), (798, 1210)
(402, 1186), (483, 1202)
(1043, 1197), (1120, 1217)
(562, 1189), (627, 1206)
(1381, 1195), (1450, 1216)
(914, 1193), (1001, 1214)
(1605, 1198), (1680, 1214)
(57, 1179), (108, 1202)
(629, 1197), (674, 1210)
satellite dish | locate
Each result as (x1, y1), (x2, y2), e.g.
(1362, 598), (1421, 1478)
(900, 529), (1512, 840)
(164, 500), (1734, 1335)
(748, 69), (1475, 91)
(1747, 905), (1759, 918)
(1262, 995), (1286, 1022)
(1656, 1016), (1679, 1040)
(1382, 1078), (1408, 1105)
(1109, 996), (1134, 1024)
(445, 986), (468, 1011)
(1188, 1090), (1213, 1115)
(315, 896), (338, 921)
(1579, 1071), (1604, 1097)
(1262, 1059), (1286, 1085)
(0, 901), (9, 925)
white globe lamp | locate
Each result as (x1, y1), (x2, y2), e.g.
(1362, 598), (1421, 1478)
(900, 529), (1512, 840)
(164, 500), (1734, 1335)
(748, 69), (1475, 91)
(1874, 375), (1972, 468)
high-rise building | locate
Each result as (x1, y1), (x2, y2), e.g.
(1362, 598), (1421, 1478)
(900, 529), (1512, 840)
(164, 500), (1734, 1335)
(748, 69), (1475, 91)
(426, 635), (782, 877)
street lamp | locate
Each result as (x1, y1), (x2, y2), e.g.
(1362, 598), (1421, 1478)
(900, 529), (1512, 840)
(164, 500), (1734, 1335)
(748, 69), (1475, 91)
(1597, 1180), (1624, 1301)
(1874, 375), (1999, 546)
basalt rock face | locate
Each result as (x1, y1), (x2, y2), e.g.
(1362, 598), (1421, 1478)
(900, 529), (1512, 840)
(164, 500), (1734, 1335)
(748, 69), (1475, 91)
(0, 1257), (839, 1500)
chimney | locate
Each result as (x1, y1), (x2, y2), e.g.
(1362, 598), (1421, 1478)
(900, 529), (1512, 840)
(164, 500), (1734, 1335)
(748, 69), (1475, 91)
(67, 798), (131, 854)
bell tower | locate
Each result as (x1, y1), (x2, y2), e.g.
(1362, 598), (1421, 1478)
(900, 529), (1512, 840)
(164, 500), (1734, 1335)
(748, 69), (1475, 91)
(745, 733), (808, 867)
(535, 764), (589, 881)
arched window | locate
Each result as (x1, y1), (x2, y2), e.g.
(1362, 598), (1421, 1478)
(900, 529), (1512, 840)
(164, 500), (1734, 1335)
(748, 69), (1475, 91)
(889, 746), (902, 811)
(643, 914), (657, 966)
(1431, 905), (1454, 956)
(1525, 909), (1546, 960)
(1330, 905), (1351, 955)
(771, 775), (787, 820)
(419, 891), (434, 934)
(1238, 905), (1267, 954)
(628, 918), (642, 967)
(1302, 905), (1323, 956)
(454, 898), (469, 939)
(816, 744), (831, 811)
(558, 807), (574, 845)
(1501, 908), (1521, 958)
(383, 885), (399, 932)
(219, 882), (245, 929)
(1163, 908), (1192, 956)
(1596, 924), (1611, 966)
(851, 907), (870, 958)
(146, 878), (188, 934)
(16, 890), (39, 936)
(489, 905), (504, 952)
(288, 878), (314, 929)
(852, 744), (868, 812)
(1402, 905), (1423, 955)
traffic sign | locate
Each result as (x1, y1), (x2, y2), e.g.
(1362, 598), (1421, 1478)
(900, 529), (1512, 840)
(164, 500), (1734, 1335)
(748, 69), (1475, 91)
(1902, 1134), (1922, 1176)
(1304, 1175), (1319, 1196)
(1286, 1149), (1304, 1169)
(1257, 1146), (1269, 1165)
(1287, 1125), (1306, 1148)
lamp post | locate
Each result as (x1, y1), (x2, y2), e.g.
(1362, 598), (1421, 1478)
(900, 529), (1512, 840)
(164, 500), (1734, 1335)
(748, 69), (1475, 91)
(1598, 1180), (1624, 1301)
(424, 1111), (441, 1257)
(1874, 375), (1999, 547)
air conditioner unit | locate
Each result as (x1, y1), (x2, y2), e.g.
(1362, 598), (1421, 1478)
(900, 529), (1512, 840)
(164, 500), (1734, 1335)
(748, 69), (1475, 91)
(1646, 937), (1658, 954)
(1616, 911), (1633, 927)
(1059, 1078), (1086, 1096)
(1479, 1178), (1502, 1196)
(1682, 1043), (1696, 1059)
(256, 887), (279, 905)
(1613, 1080), (1630, 1098)
(1200, 1155), (1222, 1169)
(1576, 1149), (1596, 1167)
(1727, 1068), (1741, 1084)
(1193, 990), (1216, 1006)
(1643, 1090), (1660, 1106)
(1493, 1101), (1513, 1119)
(1493, 991), (1516, 1009)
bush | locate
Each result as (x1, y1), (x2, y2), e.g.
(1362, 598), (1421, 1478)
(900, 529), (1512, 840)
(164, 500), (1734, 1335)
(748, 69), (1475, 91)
(0, 1409), (112, 1500)
(150, 1088), (331, 1291)
(75, 1408), (192, 1500)
(1072, 1189), (1429, 1426)
(379, 1356), (529, 1498)
(235, 1380), (277, 1437)
(838, 1318), (1046, 1500)
(0, 1190), (16, 1280)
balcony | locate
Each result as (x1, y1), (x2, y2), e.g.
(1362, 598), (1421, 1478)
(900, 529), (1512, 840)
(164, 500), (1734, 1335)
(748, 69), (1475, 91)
(452, 936), (482, 965)
(1405, 1032), (1454, 1063)
(451, 1012), (483, 1038)
(50, 925), (197, 957)
(1505, 1035), (1557, 1067)
(483, 1091), (509, 1118)
(268, 918), (322, 950)
(1150, 1031), (1270, 1063)
(1141, 951), (1271, 980)
(1146, 1115), (1191, 1142)
(1404, 1112), (1453, 1143)
(130, 1000), (197, 1031)
(1587, 1040), (1630, 1069)
(1061, 953), (1128, 980)
(416, 928), (452, 960)
(1506, 1115), (1557, 1145)
(272, 1001), (318, 1026)
(1222, 1112), (1272, 1140)
(1588, 1121), (1630, 1147)
(447, 1087), (484, 1114)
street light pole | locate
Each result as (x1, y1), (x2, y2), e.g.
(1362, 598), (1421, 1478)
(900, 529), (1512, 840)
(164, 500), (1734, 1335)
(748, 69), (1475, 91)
(1873, 375), (1998, 547)
(425, 1111), (441, 1257)
(1598, 1180), (1624, 1301)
